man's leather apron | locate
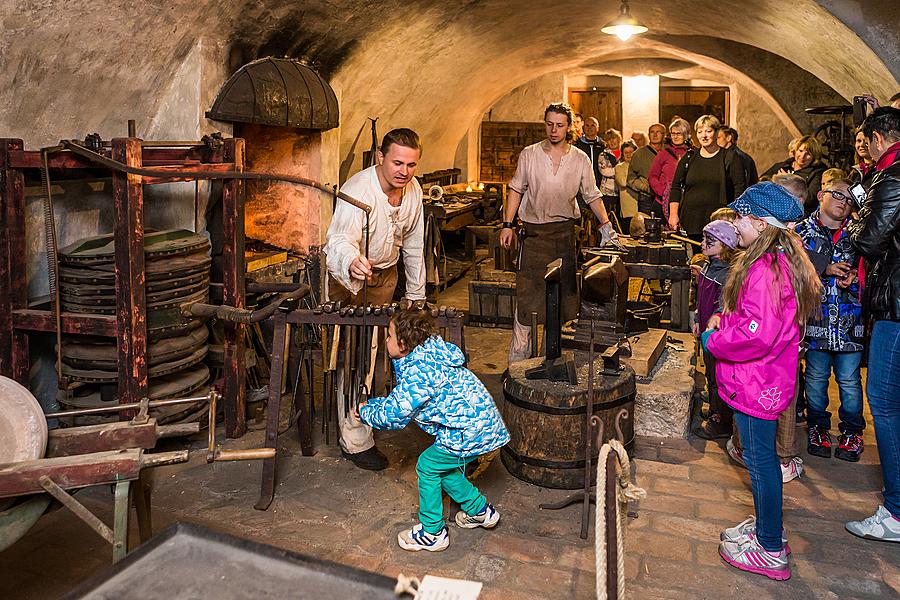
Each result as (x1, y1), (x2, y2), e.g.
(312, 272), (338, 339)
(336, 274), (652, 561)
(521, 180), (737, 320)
(515, 220), (578, 326)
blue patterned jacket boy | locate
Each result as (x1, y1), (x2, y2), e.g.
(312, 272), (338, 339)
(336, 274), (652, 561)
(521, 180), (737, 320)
(795, 211), (864, 352)
(359, 335), (510, 458)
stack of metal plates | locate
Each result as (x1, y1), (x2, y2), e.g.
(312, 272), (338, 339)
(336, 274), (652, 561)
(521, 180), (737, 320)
(57, 230), (212, 420)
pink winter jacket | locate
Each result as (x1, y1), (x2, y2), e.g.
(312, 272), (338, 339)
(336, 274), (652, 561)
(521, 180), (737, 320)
(706, 252), (801, 420)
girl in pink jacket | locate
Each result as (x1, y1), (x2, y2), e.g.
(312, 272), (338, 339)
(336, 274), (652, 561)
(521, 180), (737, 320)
(702, 182), (821, 581)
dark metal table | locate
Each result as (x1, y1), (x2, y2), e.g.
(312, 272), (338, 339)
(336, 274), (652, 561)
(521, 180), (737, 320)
(63, 522), (399, 599)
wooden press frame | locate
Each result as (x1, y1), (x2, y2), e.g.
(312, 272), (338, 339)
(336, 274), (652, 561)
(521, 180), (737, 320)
(0, 137), (251, 438)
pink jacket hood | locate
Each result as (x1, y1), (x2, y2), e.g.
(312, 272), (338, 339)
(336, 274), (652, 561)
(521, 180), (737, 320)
(707, 252), (801, 420)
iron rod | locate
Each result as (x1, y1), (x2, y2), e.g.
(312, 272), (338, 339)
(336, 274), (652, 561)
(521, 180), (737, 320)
(45, 396), (208, 419)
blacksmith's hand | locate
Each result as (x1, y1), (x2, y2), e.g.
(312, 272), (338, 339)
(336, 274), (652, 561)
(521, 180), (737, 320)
(349, 255), (373, 280)
(598, 221), (625, 250)
(499, 227), (515, 249)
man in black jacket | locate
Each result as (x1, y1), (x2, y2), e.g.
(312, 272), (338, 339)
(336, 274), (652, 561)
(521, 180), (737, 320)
(846, 106), (900, 543)
(718, 126), (759, 185)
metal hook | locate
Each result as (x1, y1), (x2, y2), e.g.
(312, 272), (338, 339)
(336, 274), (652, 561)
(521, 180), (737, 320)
(590, 414), (605, 449)
(615, 408), (630, 444)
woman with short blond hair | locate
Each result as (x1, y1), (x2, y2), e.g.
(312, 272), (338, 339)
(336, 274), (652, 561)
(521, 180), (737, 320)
(762, 134), (827, 213)
(668, 115), (747, 238)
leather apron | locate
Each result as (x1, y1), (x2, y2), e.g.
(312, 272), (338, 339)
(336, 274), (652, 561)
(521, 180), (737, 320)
(515, 219), (578, 326)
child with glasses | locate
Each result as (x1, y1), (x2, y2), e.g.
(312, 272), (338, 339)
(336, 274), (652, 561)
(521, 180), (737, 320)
(795, 177), (866, 461)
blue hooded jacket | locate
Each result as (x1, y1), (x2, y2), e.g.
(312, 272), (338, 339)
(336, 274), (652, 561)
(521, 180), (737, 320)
(358, 336), (510, 458)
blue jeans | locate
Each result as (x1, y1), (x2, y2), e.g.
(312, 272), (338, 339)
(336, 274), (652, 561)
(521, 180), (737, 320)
(805, 350), (865, 434)
(734, 412), (782, 551)
(867, 320), (900, 517)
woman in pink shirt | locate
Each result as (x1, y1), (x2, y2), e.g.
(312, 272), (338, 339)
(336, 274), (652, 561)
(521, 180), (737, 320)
(649, 118), (692, 224)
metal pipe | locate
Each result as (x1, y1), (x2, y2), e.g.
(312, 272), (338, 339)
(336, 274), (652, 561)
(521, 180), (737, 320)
(246, 282), (307, 293)
(60, 140), (372, 214)
(183, 284), (309, 324)
(44, 396), (208, 419)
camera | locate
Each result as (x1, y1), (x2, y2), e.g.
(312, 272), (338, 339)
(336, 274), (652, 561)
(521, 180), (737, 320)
(853, 96), (870, 126)
(848, 182), (867, 209)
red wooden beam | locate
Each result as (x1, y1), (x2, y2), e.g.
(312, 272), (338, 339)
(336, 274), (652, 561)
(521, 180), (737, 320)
(222, 138), (247, 438)
(0, 139), (29, 383)
(12, 309), (117, 336)
(112, 138), (148, 407)
(0, 449), (143, 499)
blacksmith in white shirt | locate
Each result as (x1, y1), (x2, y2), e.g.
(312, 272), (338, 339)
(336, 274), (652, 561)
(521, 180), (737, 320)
(323, 128), (425, 470)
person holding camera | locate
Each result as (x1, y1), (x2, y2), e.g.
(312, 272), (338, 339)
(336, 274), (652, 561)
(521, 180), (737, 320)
(845, 106), (900, 543)
(795, 176), (866, 462)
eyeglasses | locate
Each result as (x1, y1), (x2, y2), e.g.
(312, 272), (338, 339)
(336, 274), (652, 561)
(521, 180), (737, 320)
(825, 190), (852, 204)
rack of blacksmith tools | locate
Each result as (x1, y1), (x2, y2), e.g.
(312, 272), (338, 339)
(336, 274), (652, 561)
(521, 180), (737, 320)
(254, 301), (466, 510)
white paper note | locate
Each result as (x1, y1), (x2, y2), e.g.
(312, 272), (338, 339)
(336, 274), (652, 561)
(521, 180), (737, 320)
(415, 575), (482, 599)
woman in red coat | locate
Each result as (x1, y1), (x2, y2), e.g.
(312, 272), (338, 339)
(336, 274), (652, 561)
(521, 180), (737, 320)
(650, 118), (693, 224)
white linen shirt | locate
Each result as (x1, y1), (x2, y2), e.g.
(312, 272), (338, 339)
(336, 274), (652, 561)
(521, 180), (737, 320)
(508, 142), (603, 223)
(324, 166), (426, 299)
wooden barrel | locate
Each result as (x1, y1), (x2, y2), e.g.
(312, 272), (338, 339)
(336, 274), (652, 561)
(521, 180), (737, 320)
(500, 355), (636, 489)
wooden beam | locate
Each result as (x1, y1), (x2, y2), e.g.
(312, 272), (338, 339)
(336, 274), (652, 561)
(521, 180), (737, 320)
(12, 309), (117, 336)
(112, 138), (148, 408)
(46, 420), (162, 457)
(222, 138), (247, 438)
(0, 139), (28, 382)
(0, 450), (143, 498)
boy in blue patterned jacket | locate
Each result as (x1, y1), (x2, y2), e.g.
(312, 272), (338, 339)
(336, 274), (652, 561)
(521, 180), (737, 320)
(795, 176), (866, 462)
(357, 305), (510, 552)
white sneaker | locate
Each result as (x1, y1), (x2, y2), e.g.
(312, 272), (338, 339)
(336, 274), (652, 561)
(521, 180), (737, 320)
(780, 457), (804, 483)
(454, 503), (500, 529)
(845, 505), (900, 543)
(720, 515), (791, 554)
(726, 437), (746, 467)
(719, 533), (791, 580)
(397, 523), (450, 552)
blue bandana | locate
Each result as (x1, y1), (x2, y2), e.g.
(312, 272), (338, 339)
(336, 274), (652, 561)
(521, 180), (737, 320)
(728, 182), (804, 226)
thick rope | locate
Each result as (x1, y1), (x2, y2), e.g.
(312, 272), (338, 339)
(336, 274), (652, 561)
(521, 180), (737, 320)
(595, 439), (647, 600)
(394, 573), (420, 597)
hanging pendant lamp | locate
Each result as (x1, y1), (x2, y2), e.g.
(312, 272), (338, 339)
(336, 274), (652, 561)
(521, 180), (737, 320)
(601, 0), (648, 41)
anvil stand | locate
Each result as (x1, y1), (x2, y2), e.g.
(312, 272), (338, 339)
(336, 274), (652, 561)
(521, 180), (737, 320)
(524, 258), (577, 384)
(538, 318), (630, 598)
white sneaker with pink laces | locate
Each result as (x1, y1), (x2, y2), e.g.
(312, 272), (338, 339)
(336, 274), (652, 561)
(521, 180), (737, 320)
(719, 533), (791, 580)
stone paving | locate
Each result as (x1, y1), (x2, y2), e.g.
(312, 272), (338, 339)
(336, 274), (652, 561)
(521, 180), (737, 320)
(1, 294), (899, 598)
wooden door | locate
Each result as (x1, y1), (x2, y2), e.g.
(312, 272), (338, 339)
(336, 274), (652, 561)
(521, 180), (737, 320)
(568, 89), (623, 134)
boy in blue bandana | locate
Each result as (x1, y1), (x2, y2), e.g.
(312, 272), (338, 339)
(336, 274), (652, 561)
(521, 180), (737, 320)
(357, 305), (510, 552)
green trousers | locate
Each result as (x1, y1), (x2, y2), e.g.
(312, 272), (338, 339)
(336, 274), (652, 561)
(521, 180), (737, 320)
(416, 445), (486, 534)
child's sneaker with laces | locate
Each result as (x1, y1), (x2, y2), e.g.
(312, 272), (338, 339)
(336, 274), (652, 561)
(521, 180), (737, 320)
(726, 437), (745, 467)
(720, 515), (791, 554)
(845, 505), (900, 543)
(807, 425), (832, 458)
(455, 503), (500, 529)
(780, 457), (804, 483)
(719, 533), (791, 580)
(834, 433), (864, 462)
(397, 523), (449, 552)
